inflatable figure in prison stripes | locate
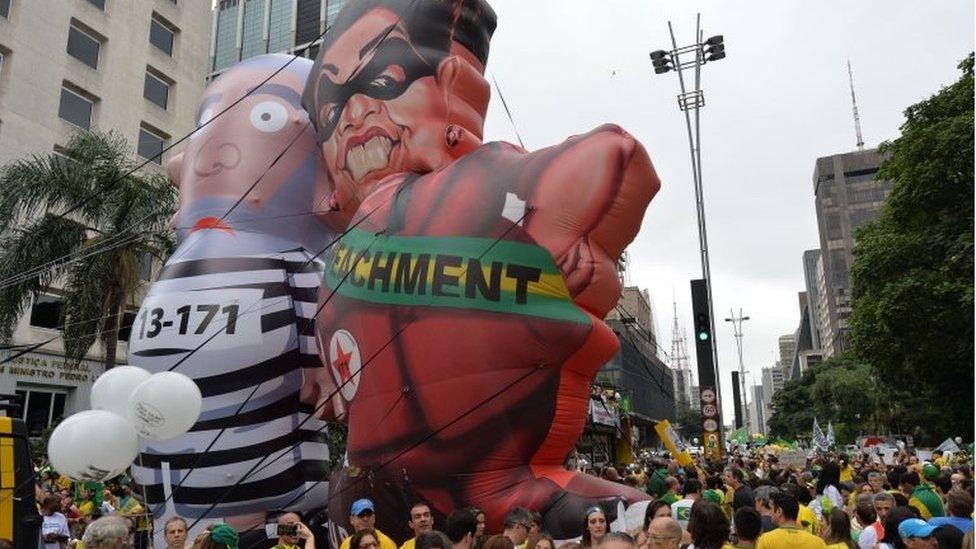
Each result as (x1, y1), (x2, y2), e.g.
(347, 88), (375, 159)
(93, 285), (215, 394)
(127, 54), (339, 547)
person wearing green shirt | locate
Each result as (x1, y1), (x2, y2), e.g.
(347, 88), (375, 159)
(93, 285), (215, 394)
(901, 472), (945, 520)
(646, 467), (668, 498)
(660, 477), (681, 505)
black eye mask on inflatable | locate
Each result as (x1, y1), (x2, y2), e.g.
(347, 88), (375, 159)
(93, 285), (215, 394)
(314, 37), (435, 142)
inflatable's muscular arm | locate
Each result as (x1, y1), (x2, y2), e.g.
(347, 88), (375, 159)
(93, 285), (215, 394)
(502, 124), (660, 316)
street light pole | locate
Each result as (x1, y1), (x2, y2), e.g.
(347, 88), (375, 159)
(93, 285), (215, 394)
(724, 309), (750, 432)
(650, 14), (726, 428)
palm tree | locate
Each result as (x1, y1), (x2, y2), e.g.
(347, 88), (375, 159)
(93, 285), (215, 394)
(0, 129), (176, 368)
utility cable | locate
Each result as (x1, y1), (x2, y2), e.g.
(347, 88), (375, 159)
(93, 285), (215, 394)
(19, 25), (335, 232)
(182, 207), (534, 531)
(489, 74), (526, 149)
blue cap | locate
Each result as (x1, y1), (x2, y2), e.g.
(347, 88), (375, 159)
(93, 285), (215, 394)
(351, 498), (375, 516)
(898, 519), (937, 539)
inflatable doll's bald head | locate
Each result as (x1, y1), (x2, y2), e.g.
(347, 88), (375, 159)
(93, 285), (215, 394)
(303, 0), (496, 220)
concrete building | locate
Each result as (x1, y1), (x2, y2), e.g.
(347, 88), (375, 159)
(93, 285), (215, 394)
(815, 253), (834, 356)
(0, 0), (210, 434)
(786, 290), (824, 381)
(608, 286), (663, 361)
(812, 148), (893, 357)
(210, 0), (349, 77)
(749, 384), (765, 435)
(802, 249), (823, 350)
(761, 365), (785, 425)
(778, 334), (796, 378)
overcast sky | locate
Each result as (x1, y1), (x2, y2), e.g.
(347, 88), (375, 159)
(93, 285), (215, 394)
(479, 0), (973, 420)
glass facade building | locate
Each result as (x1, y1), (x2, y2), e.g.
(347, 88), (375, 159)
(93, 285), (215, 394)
(211, 0), (348, 74)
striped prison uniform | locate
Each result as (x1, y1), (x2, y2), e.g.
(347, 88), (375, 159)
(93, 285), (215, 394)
(128, 249), (331, 534)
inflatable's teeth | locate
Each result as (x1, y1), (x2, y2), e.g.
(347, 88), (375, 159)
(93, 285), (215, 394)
(346, 136), (393, 180)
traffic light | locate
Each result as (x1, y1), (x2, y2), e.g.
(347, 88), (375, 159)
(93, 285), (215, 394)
(690, 279), (715, 387)
(695, 312), (710, 341)
(704, 35), (725, 62)
(649, 50), (672, 74)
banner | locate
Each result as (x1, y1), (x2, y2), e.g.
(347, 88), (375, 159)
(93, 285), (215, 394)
(935, 438), (961, 453)
(590, 399), (620, 427)
(655, 419), (693, 467)
(779, 450), (807, 470)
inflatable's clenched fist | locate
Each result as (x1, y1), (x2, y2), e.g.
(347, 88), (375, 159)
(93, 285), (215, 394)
(304, 0), (659, 539)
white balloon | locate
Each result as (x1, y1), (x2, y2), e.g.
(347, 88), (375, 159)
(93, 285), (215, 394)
(128, 371), (202, 441)
(90, 366), (151, 417)
(48, 410), (139, 482)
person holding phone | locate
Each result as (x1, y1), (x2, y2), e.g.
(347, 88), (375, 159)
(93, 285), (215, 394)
(274, 512), (316, 549)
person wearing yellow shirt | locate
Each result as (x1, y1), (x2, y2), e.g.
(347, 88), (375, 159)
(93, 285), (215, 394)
(756, 491), (827, 549)
(273, 512), (317, 549)
(400, 503), (435, 549)
(339, 499), (398, 549)
(780, 482), (819, 535)
(838, 459), (854, 484)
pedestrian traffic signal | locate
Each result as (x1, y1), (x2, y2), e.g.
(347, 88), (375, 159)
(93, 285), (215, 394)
(649, 50), (672, 74)
(704, 36), (725, 62)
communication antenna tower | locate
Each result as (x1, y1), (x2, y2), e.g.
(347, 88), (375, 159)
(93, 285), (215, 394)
(848, 60), (865, 151)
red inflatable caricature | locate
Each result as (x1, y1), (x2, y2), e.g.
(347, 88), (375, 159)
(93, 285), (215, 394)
(303, 0), (660, 539)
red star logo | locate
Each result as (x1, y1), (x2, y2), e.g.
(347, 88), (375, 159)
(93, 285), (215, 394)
(333, 338), (354, 382)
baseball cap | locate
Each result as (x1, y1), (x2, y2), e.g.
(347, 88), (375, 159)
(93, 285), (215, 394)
(210, 524), (239, 548)
(351, 498), (375, 516)
(922, 462), (940, 480)
(898, 518), (937, 539)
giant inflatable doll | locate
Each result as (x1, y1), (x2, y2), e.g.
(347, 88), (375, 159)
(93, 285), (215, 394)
(128, 55), (338, 546)
(303, 0), (660, 539)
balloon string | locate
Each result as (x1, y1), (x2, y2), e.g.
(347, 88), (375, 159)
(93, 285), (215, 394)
(181, 229), (386, 533)
(239, 206), (533, 483)
(241, 365), (543, 549)
(16, 25), (336, 235)
(139, 382), (265, 520)
(184, 207), (535, 532)
(490, 74), (526, 150)
(612, 304), (676, 401)
(136, 201), (387, 518)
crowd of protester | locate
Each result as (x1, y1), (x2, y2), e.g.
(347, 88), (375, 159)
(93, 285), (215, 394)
(31, 445), (975, 549)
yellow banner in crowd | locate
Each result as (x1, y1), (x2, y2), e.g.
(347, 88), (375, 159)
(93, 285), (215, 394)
(655, 419), (693, 467)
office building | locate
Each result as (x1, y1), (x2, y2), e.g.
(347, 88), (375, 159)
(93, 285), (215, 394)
(0, 0), (210, 434)
(802, 249), (823, 350)
(761, 365), (785, 425)
(778, 334), (796, 377)
(210, 0), (349, 77)
(812, 148), (893, 356)
(749, 384), (765, 435)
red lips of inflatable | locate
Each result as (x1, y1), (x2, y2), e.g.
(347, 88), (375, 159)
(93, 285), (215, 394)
(190, 216), (235, 235)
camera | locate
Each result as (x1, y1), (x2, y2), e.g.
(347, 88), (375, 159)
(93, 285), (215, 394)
(277, 524), (299, 537)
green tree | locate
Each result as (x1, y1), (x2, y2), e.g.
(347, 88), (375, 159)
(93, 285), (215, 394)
(810, 360), (876, 427)
(767, 369), (816, 440)
(0, 130), (176, 368)
(849, 54), (974, 441)
(673, 403), (702, 442)
(767, 357), (876, 440)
